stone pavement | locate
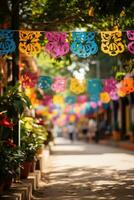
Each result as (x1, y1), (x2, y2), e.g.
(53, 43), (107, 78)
(32, 138), (134, 200)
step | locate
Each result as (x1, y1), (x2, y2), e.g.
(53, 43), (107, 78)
(28, 170), (41, 189)
(0, 170), (41, 200)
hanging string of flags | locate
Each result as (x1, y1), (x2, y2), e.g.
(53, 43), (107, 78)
(0, 30), (134, 56)
(21, 73), (134, 104)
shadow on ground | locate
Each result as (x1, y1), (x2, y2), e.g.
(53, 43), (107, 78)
(33, 167), (134, 200)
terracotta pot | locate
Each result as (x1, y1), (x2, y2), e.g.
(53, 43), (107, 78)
(20, 162), (32, 179)
(30, 160), (36, 172)
(3, 175), (12, 190)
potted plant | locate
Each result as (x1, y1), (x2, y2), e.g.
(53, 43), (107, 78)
(0, 139), (24, 192)
(20, 138), (37, 178)
(21, 126), (37, 178)
(0, 83), (31, 140)
(0, 83), (31, 119)
(20, 117), (42, 178)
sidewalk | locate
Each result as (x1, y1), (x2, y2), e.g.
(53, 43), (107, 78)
(32, 138), (134, 200)
(99, 139), (134, 151)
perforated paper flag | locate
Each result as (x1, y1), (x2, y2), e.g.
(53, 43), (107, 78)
(41, 95), (52, 106)
(45, 32), (69, 57)
(101, 31), (124, 56)
(120, 78), (134, 94)
(51, 77), (66, 92)
(38, 76), (52, 90)
(70, 78), (86, 94)
(127, 30), (134, 54)
(100, 92), (111, 103)
(53, 95), (64, 105)
(19, 31), (41, 55)
(87, 79), (102, 95)
(65, 96), (77, 104)
(77, 95), (88, 103)
(90, 94), (100, 102)
(110, 91), (119, 100)
(70, 32), (98, 58)
(117, 89), (126, 97)
(0, 30), (16, 55)
(103, 78), (116, 93)
(20, 71), (38, 88)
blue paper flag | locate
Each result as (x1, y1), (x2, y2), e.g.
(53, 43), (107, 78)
(65, 95), (77, 104)
(70, 32), (98, 58)
(38, 76), (52, 90)
(87, 79), (102, 95)
(0, 30), (16, 55)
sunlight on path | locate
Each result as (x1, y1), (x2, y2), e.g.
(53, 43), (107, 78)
(33, 138), (134, 200)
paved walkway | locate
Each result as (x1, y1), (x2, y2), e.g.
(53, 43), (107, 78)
(33, 138), (134, 200)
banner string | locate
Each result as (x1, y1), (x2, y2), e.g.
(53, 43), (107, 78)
(0, 29), (133, 33)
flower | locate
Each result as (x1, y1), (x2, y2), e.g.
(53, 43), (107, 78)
(37, 119), (45, 126)
(4, 138), (16, 148)
(0, 113), (14, 128)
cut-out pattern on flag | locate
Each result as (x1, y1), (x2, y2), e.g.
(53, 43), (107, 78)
(38, 76), (52, 90)
(70, 78), (86, 94)
(65, 96), (77, 104)
(20, 71), (38, 88)
(45, 32), (69, 57)
(101, 31), (124, 56)
(51, 77), (66, 92)
(103, 78), (116, 93)
(127, 30), (134, 54)
(19, 31), (41, 55)
(87, 79), (102, 95)
(0, 30), (16, 55)
(70, 32), (98, 58)
(100, 92), (111, 103)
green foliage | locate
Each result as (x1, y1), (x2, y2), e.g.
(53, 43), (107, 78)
(0, 83), (32, 140)
(0, 140), (24, 181)
(0, 83), (31, 122)
(0, 0), (131, 80)
(7, 0), (133, 31)
(36, 51), (70, 77)
(20, 116), (47, 161)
